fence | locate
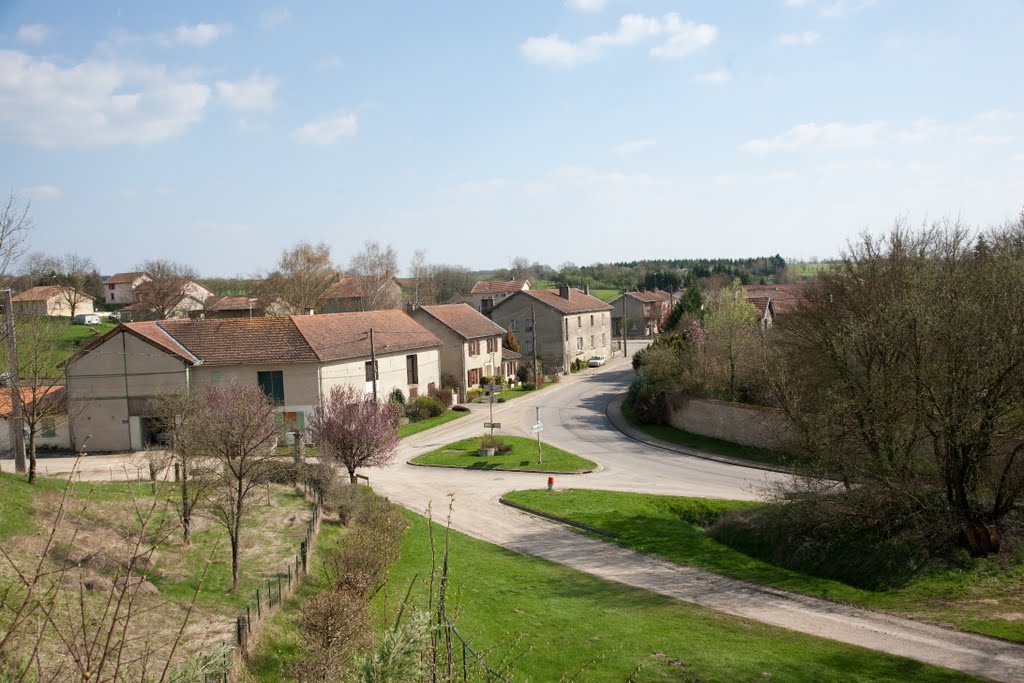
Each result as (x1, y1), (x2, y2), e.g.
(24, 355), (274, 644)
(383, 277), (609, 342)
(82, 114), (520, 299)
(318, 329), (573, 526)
(197, 480), (324, 683)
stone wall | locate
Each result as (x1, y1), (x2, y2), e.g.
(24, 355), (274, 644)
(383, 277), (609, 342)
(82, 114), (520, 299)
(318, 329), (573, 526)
(664, 393), (799, 452)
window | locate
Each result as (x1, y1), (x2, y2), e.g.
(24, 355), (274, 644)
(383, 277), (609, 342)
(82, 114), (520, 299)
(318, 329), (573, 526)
(364, 360), (378, 382)
(577, 337), (584, 351)
(109, 293), (114, 302)
(211, 371), (221, 383)
(525, 340), (534, 354)
(257, 370), (285, 404)
(406, 354), (419, 384)
(602, 332), (607, 345)
(577, 316), (581, 328)
(282, 411), (305, 431)
(590, 335), (595, 348)
(481, 297), (494, 314)
(41, 418), (56, 438)
(108, 284), (115, 291)
(509, 320), (518, 332)
(468, 339), (480, 356)
(525, 318), (533, 331)
(590, 315), (594, 325)
(486, 337), (497, 353)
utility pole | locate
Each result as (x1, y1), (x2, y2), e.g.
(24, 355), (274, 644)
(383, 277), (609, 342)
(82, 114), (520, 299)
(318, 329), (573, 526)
(2, 290), (25, 474)
(530, 305), (538, 384)
(369, 327), (378, 402)
(621, 292), (628, 358)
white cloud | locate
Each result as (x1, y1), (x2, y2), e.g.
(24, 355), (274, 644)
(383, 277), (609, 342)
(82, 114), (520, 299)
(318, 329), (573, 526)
(260, 6), (292, 29)
(521, 13), (716, 67)
(16, 24), (50, 44)
(613, 138), (656, 154)
(977, 109), (1014, 123)
(695, 69), (730, 85)
(20, 185), (61, 199)
(743, 122), (886, 153)
(215, 73), (279, 110)
(778, 31), (820, 46)
(0, 49), (211, 147)
(566, 0), (607, 12)
(291, 113), (357, 145)
(174, 22), (232, 46)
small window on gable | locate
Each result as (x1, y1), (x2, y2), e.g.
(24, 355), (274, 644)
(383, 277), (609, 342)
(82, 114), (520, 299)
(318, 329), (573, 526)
(41, 418), (56, 438)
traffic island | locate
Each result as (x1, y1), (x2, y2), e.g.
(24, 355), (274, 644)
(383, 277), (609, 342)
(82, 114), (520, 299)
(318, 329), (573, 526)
(409, 436), (597, 473)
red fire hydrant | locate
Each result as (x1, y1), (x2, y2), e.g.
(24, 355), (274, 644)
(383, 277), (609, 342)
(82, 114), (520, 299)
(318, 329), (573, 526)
(547, 476), (554, 491)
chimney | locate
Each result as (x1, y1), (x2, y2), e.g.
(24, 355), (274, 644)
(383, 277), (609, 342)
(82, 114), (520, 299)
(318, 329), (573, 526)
(559, 284), (571, 300)
(584, 284), (590, 295)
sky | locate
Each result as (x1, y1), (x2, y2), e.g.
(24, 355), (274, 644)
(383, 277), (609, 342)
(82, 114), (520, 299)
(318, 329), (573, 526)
(2, 1), (1023, 277)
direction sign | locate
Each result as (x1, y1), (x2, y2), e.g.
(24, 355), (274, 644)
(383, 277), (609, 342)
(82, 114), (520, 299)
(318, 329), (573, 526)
(484, 422), (501, 429)
(531, 423), (544, 434)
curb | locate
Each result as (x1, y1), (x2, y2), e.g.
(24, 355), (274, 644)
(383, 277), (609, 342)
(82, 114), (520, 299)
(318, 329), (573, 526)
(405, 458), (599, 475)
(498, 497), (619, 538)
(604, 394), (796, 475)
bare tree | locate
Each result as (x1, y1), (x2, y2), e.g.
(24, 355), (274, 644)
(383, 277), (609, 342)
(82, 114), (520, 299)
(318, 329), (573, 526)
(262, 241), (338, 315)
(702, 280), (758, 401)
(409, 248), (429, 308)
(427, 264), (475, 304)
(308, 386), (400, 484)
(190, 384), (280, 590)
(0, 316), (71, 484)
(53, 254), (98, 319)
(348, 241), (401, 311)
(0, 192), (32, 286)
(132, 259), (202, 319)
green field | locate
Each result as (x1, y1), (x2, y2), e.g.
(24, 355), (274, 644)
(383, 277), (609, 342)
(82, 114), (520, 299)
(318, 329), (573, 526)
(410, 435), (596, 472)
(621, 401), (791, 468)
(591, 288), (620, 302)
(502, 488), (1024, 643)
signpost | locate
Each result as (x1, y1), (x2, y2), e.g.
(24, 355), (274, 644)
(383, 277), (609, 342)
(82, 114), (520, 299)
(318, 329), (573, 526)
(533, 406), (543, 465)
(484, 422), (501, 429)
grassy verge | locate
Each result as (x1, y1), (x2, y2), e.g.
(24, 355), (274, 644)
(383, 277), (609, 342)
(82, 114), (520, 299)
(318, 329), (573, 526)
(397, 410), (467, 438)
(621, 401), (791, 468)
(244, 523), (343, 682)
(378, 510), (976, 682)
(474, 382), (549, 403)
(502, 488), (1024, 644)
(410, 435), (596, 473)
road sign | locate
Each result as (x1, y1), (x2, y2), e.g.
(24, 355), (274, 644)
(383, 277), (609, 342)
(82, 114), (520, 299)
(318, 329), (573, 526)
(486, 384), (503, 393)
(531, 423), (544, 434)
(484, 422), (501, 429)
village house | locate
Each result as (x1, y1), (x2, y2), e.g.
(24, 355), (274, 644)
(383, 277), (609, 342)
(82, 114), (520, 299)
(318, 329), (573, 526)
(319, 274), (403, 313)
(741, 284), (806, 320)
(198, 295), (290, 319)
(11, 286), (95, 318)
(608, 289), (673, 337)
(490, 286), (612, 373)
(0, 387), (70, 454)
(101, 272), (151, 306)
(411, 303), (507, 401)
(119, 279), (215, 321)
(470, 279), (530, 315)
(64, 310), (442, 452)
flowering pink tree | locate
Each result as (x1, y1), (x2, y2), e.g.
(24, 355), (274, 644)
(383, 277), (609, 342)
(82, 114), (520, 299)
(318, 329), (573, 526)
(309, 386), (400, 483)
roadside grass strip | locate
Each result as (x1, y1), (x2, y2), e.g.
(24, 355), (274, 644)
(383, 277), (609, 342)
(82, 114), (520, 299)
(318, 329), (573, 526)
(398, 410), (468, 438)
(502, 488), (1024, 644)
(410, 436), (597, 473)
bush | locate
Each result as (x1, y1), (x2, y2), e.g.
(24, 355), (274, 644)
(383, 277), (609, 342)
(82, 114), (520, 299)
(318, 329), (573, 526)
(516, 365), (532, 384)
(466, 387), (484, 402)
(388, 387), (406, 406)
(479, 434), (513, 454)
(522, 381), (536, 391)
(429, 384), (456, 408)
(546, 372), (560, 383)
(405, 395), (446, 421)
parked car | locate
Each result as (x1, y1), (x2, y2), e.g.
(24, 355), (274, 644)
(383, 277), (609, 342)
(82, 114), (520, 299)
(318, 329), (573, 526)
(73, 313), (101, 325)
(588, 355), (607, 367)
(107, 311), (121, 322)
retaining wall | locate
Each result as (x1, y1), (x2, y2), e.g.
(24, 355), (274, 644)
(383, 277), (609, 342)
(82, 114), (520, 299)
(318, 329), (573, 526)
(664, 393), (799, 452)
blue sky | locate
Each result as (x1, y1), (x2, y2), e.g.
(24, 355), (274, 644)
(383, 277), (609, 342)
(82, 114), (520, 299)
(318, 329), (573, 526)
(2, 1), (1022, 276)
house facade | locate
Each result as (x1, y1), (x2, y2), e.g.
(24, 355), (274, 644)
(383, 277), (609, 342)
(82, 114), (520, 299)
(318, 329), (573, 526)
(11, 286), (95, 317)
(120, 280), (215, 321)
(490, 286), (612, 373)
(102, 272), (151, 306)
(199, 295), (290, 319)
(470, 279), (530, 315)
(319, 275), (403, 313)
(411, 303), (506, 401)
(608, 289), (673, 337)
(0, 387), (71, 454)
(65, 311), (441, 452)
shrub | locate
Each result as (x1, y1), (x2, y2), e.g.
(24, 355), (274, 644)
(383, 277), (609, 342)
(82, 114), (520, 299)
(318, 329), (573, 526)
(429, 384), (455, 408)
(496, 396), (506, 403)
(547, 372), (560, 383)
(522, 381), (536, 391)
(388, 387), (406, 406)
(516, 365), (532, 384)
(479, 434), (513, 454)
(466, 387), (484, 402)
(405, 395), (446, 421)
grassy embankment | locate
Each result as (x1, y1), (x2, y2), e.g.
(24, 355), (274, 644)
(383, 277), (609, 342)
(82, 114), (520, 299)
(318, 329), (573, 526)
(410, 435), (596, 473)
(621, 401), (791, 468)
(502, 488), (1024, 644)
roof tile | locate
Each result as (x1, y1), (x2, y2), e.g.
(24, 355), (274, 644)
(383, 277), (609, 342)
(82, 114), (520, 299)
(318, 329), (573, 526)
(414, 304), (505, 340)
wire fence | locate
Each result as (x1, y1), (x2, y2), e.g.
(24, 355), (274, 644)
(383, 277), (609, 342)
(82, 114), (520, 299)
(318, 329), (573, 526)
(195, 480), (324, 683)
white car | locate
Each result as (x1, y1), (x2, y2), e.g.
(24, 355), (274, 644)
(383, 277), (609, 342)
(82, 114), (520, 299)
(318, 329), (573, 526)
(587, 355), (607, 367)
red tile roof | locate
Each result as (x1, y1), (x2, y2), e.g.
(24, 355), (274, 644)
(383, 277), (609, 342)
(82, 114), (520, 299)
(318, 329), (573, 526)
(745, 297), (774, 319)
(0, 386), (66, 417)
(156, 318), (321, 365)
(102, 272), (149, 285)
(471, 279), (530, 295)
(320, 275), (364, 300)
(414, 304), (505, 340)
(624, 289), (672, 303)
(500, 287), (613, 315)
(12, 285), (93, 302)
(205, 295), (261, 312)
(742, 284), (806, 315)
(292, 310), (442, 361)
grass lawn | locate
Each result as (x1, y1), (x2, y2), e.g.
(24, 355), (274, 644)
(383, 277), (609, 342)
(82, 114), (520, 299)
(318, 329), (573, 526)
(410, 435), (596, 473)
(591, 288), (620, 302)
(621, 401), (791, 468)
(0, 471), (314, 669)
(397, 409), (468, 438)
(377, 510), (977, 682)
(502, 488), (1024, 644)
